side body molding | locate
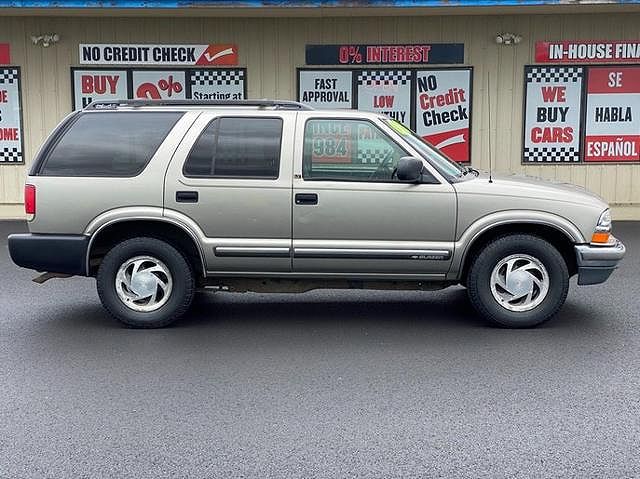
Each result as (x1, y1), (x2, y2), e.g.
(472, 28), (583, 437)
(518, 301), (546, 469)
(84, 207), (208, 277)
(448, 210), (585, 280)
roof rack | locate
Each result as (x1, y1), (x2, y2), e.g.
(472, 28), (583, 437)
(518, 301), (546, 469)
(84, 99), (314, 111)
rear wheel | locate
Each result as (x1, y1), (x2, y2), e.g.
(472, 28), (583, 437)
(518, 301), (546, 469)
(96, 237), (195, 328)
(467, 234), (569, 328)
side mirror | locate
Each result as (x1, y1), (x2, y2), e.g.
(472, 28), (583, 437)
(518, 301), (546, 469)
(395, 157), (424, 183)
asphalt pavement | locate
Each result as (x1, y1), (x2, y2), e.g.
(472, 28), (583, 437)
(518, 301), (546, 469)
(1, 220), (639, 478)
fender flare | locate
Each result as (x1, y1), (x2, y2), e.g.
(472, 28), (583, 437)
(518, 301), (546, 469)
(450, 210), (584, 278)
(84, 207), (208, 277)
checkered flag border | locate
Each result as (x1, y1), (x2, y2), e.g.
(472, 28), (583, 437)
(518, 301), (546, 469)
(357, 70), (412, 86)
(357, 148), (393, 164)
(526, 66), (583, 83)
(0, 147), (23, 163)
(0, 68), (19, 85)
(190, 69), (245, 86)
(523, 146), (580, 163)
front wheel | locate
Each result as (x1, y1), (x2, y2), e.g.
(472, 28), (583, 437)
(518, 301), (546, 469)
(467, 234), (569, 328)
(96, 237), (195, 328)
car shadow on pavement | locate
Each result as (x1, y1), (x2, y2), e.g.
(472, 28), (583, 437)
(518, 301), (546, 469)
(31, 284), (604, 336)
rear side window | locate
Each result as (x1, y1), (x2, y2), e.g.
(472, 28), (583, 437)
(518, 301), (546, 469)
(40, 112), (182, 177)
(183, 117), (283, 178)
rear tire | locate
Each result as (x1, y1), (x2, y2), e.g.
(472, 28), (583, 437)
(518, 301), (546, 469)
(96, 237), (195, 328)
(467, 234), (569, 328)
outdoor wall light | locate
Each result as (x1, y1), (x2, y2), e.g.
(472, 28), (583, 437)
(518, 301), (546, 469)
(31, 34), (60, 48)
(495, 33), (522, 45)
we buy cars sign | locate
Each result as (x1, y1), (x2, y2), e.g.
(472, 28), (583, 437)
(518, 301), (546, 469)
(79, 44), (238, 66)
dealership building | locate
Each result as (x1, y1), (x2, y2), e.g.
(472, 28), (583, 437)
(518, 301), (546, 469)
(1, 0), (640, 218)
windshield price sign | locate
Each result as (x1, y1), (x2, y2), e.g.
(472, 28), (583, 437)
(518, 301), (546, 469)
(306, 44), (463, 66)
(0, 67), (23, 164)
(80, 44), (239, 66)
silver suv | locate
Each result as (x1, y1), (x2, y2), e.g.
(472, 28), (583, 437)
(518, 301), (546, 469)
(8, 99), (625, 328)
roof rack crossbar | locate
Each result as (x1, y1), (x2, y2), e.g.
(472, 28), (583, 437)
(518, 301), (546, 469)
(84, 99), (314, 111)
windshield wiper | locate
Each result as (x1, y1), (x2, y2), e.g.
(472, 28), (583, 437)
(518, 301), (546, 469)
(466, 166), (480, 177)
(458, 166), (479, 177)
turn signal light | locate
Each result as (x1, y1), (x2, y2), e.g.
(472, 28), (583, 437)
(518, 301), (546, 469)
(24, 184), (36, 215)
(591, 231), (611, 244)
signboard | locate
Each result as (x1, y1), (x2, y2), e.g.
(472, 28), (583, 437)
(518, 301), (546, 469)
(584, 66), (640, 162)
(536, 41), (640, 64)
(523, 66), (583, 163)
(306, 44), (464, 66)
(357, 70), (412, 126)
(298, 70), (353, 109)
(189, 69), (245, 101)
(0, 67), (23, 164)
(297, 67), (474, 161)
(415, 69), (471, 162)
(79, 44), (238, 66)
(72, 68), (246, 109)
(0, 44), (10, 65)
(132, 70), (186, 99)
(73, 69), (128, 109)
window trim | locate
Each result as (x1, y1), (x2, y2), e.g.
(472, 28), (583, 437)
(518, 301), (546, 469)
(182, 115), (284, 180)
(37, 111), (184, 178)
(301, 117), (438, 185)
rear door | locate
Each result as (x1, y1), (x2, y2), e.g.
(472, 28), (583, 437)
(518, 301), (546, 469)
(292, 115), (457, 277)
(164, 111), (294, 274)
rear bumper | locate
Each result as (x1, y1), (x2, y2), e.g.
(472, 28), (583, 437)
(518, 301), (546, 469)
(574, 238), (626, 285)
(8, 233), (89, 276)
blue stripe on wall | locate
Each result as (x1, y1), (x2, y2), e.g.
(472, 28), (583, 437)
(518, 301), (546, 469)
(1, 0), (639, 8)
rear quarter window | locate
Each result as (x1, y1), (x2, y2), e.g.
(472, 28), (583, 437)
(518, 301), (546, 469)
(39, 111), (183, 177)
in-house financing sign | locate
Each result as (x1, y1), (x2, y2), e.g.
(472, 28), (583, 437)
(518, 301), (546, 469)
(79, 44), (239, 66)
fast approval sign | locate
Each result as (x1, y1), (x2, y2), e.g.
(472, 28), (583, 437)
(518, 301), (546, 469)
(414, 69), (471, 162)
(79, 44), (239, 66)
(584, 66), (640, 162)
(298, 70), (353, 109)
(0, 67), (23, 164)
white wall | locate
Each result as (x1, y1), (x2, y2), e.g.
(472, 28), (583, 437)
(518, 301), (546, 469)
(1, 12), (639, 218)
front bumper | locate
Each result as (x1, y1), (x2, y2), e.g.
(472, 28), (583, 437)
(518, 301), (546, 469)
(8, 233), (89, 276)
(574, 237), (626, 285)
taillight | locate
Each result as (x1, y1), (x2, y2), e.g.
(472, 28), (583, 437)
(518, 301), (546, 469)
(24, 184), (36, 215)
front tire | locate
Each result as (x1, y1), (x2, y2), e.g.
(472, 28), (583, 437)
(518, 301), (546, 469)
(97, 237), (195, 328)
(467, 234), (569, 328)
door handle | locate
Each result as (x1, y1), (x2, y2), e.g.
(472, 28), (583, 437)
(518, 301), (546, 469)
(295, 193), (318, 205)
(176, 191), (199, 203)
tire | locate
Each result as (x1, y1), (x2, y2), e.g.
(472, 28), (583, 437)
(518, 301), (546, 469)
(96, 237), (195, 328)
(467, 234), (569, 328)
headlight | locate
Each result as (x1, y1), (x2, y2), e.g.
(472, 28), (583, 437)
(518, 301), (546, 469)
(591, 209), (612, 244)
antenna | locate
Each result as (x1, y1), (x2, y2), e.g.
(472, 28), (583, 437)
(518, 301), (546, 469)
(487, 70), (493, 183)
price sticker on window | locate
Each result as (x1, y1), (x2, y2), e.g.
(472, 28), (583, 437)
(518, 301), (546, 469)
(309, 120), (353, 163)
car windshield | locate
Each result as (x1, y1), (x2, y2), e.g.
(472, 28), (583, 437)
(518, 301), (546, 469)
(382, 118), (466, 179)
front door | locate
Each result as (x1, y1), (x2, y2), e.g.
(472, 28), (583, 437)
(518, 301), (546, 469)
(292, 116), (456, 278)
(165, 111), (295, 274)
